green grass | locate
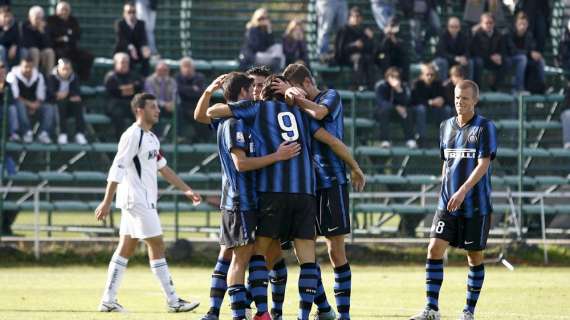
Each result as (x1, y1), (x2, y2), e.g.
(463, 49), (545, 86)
(0, 266), (568, 319)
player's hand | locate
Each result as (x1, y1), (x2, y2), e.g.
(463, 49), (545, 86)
(206, 74), (227, 94)
(285, 87), (306, 102)
(351, 167), (366, 192)
(271, 78), (292, 95)
(184, 189), (202, 206)
(447, 187), (467, 212)
(95, 201), (111, 221)
(275, 141), (301, 160)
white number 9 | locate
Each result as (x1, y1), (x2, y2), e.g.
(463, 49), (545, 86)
(277, 112), (299, 141)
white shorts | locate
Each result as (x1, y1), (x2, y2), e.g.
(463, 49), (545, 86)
(119, 205), (162, 239)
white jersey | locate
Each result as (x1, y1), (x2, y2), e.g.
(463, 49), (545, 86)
(107, 123), (167, 210)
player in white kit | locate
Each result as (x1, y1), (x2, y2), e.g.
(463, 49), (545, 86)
(95, 93), (202, 313)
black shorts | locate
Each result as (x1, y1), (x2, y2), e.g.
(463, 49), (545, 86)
(257, 192), (317, 241)
(316, 183), (351, 236)
(429, 210), (492, 251)
(219, 209), (257, 248)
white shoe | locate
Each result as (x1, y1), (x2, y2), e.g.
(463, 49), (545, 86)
(23, 131), (33, 143)
(98, 300), (127, 312)
(37, 131), (52, 144)
(409, 308), (440, 320)
(9, 133), (21, 142)
(458, 310), (474, 320)
(564, 143), (570, 149)
(75, 133), (87, 145)
(245, 307), (253, 320)
(57, 134), (68, 145)
(380, 140), (391, 148)
(406, 139), (418, 149)
(167, 298), (200, 313)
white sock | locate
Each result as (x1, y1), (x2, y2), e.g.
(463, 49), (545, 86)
(150, 258), (179, 304)
(101, 254), (128, 303)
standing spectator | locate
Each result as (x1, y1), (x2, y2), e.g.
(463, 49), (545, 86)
(135, 0), (158, 57)
(114, 2), (151, 76)
(558, 20), (570, 80)
(46, 1), (94, 81)
(370, 0), (395, 33)
(374, 17), (410, 81)
(20, 6), (55, 75)
(515, 0), (549, 53)
(464, 0), (508, 30)
(144, 60), (177, 138)
(46, 58), (87, 145)
(282, 19), (309, 67)
(374, 67), (415, 149)
(175, 57), (207, 142)
(470, 13), (508, 90)
(443, 65), (465, 109)
(7, 56), (54, 144)
(238, 8), (285, 72)
(433, 16), (473, 81)
(0, 6), (18, 67)
(506, 12), (545, 94)
(411, 63), (450, 147)
(334, 7), (375, 90)
(316, 0), (348, 61)
(401, 0), (441, 57)
(104, 52), (143, 141)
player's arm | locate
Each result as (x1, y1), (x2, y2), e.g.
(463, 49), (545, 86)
(292, 94), (329, 120)
(194, 74), (227, 124)
(446, 157), (491, 212)
(159, 166), (202, 205)
(95, 181), (118, 221)
(230, 141), (301, 172)
(206, 102), (233, 118)
(313, 128), (366, 192)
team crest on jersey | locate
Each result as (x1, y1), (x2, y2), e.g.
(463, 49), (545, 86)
(236, 132), (245, 143)
(148, 149), (159, 160)
(444, 148), (476, 159)
(468, 132), (478, 144)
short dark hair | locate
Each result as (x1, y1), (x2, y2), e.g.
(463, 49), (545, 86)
(261, 74), (286, 101)
(283, 63), (312, 86)
(515, 11), (528, 22)
(384, 67), (401, 80)
(449, 65), (465, 78)
(223, 72), (253, 102)
(131, 93), (156, 110)
(20, 56), (34, 65)
(349, 6), (361, 16)
(245, 65), (272, 78)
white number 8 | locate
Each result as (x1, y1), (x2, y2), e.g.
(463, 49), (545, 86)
(435, 221), (445, 234)
(277, 112), (299, 141)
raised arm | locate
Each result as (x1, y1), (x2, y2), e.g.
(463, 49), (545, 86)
(206, 102), (233, 118)
(292, 93), (329, 120)
(194, 74), (227, 124)
(230, 141), (301, 172)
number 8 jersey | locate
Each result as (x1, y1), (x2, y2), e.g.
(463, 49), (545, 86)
(229, 99), (317, 195)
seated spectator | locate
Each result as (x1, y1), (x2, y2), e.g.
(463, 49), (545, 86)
(334, 6), (375, 90)
(370, 0), (395, 33)
(46, 1), (94, 81)
(374, 67), (415, 149)
(559, 21), (570, 80)
(114, 2), (151, 76)
(282, 19), (309, 67)
(470, 13), (508, 90)
(104, 52), (143, 141)
(411, 63), (450, 147)
(239, 8), (285, 73)
(46, 58), (87, 145)
(515, 0), (549, 53)
(433, 16), (473, 81)
(506, 12), (545, 94)
(144, 60), (177, 138)
(443, 65), (465, 109)
(7, 56), (54, 143)
(175, 57), (208, 142)
(20, 6), (55, 75)
(0, 6), (18, 67)
(401, 0), (440, 57)
(0, 60), (17, 141)
(374, 17), (410, 81)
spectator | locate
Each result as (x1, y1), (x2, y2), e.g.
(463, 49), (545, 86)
(433, 16), (473, 81)
(135, 0), (158, 57)
(0, 60), (17, 141)
(558, 20), (570, 80)
(7, 56), (54, 144)
(175, 57), (207, 142)
(46, 1), (94, 81)
(562, 85), (570, 149)
(334, 7), (375, 90)
(470, 13), (508, 90)
(316, 0), (348, 61)
(411, 62), (450, 147)
(506, 12), (545, 94)
(515, 0), (549, 53)
(464, 0), (507, 30)
(374, 17), (410, 81)
(20, 6), (55, 75)
(374, 67), (415, 149)
(370, 0), (395, 33)
(46, 58), (87, 145)
(443, 64), (465, 109)
(104, 52), (143, 141)
(144, 60), (177, 138)
(113, 2), (151, 76)
(238, 8), (285, 72)
(0, 6), (18, 67)
(401, 0), (440, 57)
(282, 19), (309, 67)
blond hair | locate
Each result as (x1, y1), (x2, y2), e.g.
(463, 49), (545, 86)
(284, 19), (304, 40)
(246, 8), (268, 29)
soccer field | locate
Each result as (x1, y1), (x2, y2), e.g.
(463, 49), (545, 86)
(0, 266), (568, 320)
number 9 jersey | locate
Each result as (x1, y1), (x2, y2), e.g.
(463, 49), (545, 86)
(229, 99), (317, 195)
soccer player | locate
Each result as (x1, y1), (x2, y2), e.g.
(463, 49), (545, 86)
(95, 93), (202, 313)
(194, 72), (301, 320)
(207, 75), (365, 320)
(409, 80), (497, 320)
(280, 63), (354, 320)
